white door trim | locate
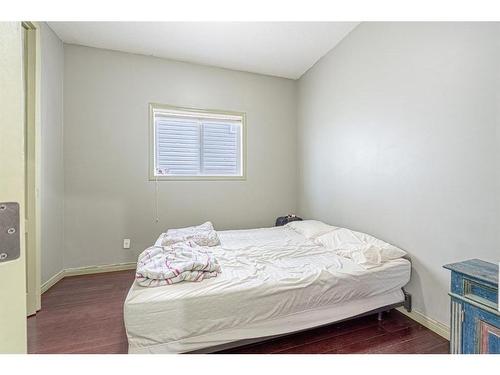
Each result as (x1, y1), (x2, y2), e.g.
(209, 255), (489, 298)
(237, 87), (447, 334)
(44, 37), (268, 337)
(0, 21), (28, 354)
(22, 21), (42, 316)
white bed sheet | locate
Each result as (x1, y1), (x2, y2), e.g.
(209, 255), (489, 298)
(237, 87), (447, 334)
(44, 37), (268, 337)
(124, 226), (410, 353)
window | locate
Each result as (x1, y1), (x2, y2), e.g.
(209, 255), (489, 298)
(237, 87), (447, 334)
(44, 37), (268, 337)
(150, 104), (245, 180)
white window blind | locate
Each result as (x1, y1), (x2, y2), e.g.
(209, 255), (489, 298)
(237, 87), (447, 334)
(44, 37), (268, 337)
(152, 106), (244, 178)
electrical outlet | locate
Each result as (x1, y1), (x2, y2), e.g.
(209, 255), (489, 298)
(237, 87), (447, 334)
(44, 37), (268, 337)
(123, 239), (131, 249)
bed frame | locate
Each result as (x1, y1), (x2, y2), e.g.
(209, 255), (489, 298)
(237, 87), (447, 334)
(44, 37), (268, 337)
(190, 288), (412, 353)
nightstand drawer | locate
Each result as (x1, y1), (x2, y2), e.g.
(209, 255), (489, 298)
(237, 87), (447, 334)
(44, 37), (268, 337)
(463, 277), (498, 310)
(478, 320), (500, 354)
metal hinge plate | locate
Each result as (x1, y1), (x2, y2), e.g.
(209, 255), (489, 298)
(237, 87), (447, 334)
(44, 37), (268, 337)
(0, 202), (20, 263)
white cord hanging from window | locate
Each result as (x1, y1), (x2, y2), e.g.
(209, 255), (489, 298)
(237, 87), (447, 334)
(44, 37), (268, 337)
(154, 168), (167, 223)
(155, 174), (159, 223)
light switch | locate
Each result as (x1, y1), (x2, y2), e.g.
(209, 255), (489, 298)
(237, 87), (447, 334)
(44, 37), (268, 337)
(123, 239), (131, 249)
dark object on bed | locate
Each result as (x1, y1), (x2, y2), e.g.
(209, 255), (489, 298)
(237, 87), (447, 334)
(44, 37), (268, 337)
(275, 214), (303, 227)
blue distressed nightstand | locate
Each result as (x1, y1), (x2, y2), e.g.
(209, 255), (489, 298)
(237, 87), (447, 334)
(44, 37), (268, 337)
(443, 259), (499, 354)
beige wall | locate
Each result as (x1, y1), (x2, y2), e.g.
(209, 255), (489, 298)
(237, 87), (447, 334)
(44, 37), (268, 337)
(297, 22), (500, 326)
(63, 44), (297, 268)
(44, 23), (500, 331)
(40, 23), (65, 283)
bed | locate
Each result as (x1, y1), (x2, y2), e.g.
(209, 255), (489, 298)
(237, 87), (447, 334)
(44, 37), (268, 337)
(124, 224), (411, 354)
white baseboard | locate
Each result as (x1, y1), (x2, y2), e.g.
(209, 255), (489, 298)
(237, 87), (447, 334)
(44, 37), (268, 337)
(41, 262), (136, 294)
(396, 307), (450, 340)
(64, 262), (136, 277)
(40, 269), (65, 294)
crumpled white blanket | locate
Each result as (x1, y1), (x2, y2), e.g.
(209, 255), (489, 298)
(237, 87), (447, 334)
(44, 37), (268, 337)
(161, 221), (220, 247)
(135, 240), (222, 287)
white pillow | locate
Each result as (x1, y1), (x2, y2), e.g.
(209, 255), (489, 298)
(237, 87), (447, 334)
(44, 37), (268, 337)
(285, 220), (336, 239)
(315, 228), (406, 264)
(315, 228), (363, 249)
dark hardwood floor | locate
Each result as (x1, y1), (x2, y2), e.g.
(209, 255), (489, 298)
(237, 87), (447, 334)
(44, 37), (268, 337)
(28, 270), (449, 354)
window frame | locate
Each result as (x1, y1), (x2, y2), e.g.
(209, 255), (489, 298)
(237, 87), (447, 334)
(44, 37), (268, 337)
(149, 103), (247, 181)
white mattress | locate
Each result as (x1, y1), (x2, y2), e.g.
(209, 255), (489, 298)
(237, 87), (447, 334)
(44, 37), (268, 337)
(124, 226), (410, 353)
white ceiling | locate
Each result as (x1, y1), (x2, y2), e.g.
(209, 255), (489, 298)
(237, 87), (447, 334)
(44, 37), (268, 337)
(48, 22), (359, 79)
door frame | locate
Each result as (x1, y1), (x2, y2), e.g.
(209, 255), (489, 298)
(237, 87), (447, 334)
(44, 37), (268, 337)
(0, 21), (28, 354)
(22, 21), (41, 316)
